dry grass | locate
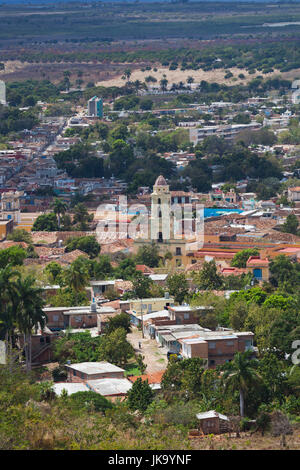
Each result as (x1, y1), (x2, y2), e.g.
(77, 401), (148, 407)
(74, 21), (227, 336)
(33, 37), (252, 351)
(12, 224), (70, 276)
(190, 427), (300, 450)
(96, 65), (265, 87)
(2, 58), (300, 88)
(2, 59), (300, 88)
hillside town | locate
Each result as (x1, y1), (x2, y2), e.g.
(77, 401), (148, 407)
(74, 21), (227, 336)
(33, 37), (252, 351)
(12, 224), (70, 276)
(1, 16), (300, 449)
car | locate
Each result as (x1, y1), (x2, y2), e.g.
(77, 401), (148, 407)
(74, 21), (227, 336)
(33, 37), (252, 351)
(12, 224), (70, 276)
(167, 351), (183, 361)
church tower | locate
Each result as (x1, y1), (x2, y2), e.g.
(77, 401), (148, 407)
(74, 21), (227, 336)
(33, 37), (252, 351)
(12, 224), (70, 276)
(151, 175), (171, 242)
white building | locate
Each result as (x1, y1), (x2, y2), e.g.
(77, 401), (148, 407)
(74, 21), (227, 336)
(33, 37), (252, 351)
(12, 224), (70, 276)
(0, 80), (6, 106)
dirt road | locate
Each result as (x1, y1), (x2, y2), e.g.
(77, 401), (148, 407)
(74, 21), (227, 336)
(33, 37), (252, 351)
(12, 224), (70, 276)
(127, 327), (167, 374)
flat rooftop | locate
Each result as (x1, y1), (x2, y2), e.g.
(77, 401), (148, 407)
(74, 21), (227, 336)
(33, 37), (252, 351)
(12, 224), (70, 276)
(65, 361), (125, 375)
(87, 378), (132, 396)
(53, 382), (88, 396)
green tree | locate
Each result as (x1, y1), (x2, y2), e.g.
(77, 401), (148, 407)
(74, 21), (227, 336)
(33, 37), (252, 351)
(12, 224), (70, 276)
(106, 313), (132, 335)
(0, 246), (27, 269)
(53, 330), (102, 364)
(15, 276), (46, 372)
(72, 204), (93, 231)
(32, 213), (58, 232)
(132, 273), (153, 299)
(68, 391), (113, 412)
(65, 236), (100, 259)
(7, 229), (32, 244)
(222, 351), (262, 417)
(127, 378), (154, 412)
(281, 214), (299, 235)
(44, 262), (64, 285)
(193, 260), (223, 290)
(136, 242), (160, 268)
(98, 328), (134, 366)
(269, 255), (300, 293)
(258, 352), (286, 403)
(64, 258), (89, 292)
(231, 248), (259, 268)
(52, 198), (68, 229)
(0, 265), (20, 361)
(167, 273), (189, 305)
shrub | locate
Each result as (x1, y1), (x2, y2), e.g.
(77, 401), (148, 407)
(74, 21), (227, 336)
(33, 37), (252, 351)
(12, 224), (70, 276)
(68, 391), (113, 412)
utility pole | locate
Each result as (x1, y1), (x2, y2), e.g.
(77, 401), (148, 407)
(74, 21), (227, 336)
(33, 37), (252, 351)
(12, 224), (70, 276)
(140, 299), (144, 339)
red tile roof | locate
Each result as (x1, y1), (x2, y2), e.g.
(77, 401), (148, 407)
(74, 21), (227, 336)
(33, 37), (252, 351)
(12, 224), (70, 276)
(128, 371), (165, 384)
(246, 256), (269, 266)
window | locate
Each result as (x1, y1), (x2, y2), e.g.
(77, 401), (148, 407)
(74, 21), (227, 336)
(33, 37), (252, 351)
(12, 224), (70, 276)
(176, 259), (182, 266)
(53, 315), (59, 322)
(208, 342), (216, 349)
(245, 339), (253, 351)
(226, 341), (234, 346)
(184, 313), (190, 319)
(176, 247), (181, 256)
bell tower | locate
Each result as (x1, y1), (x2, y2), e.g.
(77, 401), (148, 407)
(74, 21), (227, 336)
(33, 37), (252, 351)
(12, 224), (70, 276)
(151, 175), (171, 242)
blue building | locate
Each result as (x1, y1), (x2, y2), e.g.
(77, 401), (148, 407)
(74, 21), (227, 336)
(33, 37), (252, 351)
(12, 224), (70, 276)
(88, 96), (103, 118)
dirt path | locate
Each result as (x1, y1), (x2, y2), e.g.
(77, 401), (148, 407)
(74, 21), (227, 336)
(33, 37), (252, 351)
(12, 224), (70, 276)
(127, 327), (167, 374)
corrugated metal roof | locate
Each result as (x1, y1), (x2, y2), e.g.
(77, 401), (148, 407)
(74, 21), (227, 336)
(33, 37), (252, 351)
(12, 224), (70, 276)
(196, 410), (229, 421)
(87, 378), (132, 396)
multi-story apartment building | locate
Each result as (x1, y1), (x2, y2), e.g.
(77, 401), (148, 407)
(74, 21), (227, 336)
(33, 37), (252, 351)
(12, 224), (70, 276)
(87, 96), (103, 117)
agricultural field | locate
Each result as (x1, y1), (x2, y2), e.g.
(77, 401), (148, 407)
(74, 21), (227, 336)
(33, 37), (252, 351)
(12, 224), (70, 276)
(2, 2), (300, 84)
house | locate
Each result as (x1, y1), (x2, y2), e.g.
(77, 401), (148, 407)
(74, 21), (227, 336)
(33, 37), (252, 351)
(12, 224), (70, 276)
(246, 256), (270, 282)
(44, 302), (116, 330)
(65, 361), (125, 383)
(154, 324), (210, 354)
(17, 325), (58, 365)
(196, 410), (230, 434)
(133, 176), (194, 268)
(53, 382), (89, 396)
(136, 264), (154, 275)
(180, 330), (254, 368)
(90, 279), (133, 298)
(87, 378), (132, 400)
(149, 273), (168, 286)
(0, 219), (13, 239)
(128, 371), (165, 392)
(120, 296), (174, 326)
(288, 187), (300, 202)
(167, 305), (214, 325)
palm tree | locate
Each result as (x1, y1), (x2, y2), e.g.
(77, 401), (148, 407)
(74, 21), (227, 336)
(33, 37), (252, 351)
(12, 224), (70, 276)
(15, 276), (46, 373)
(124, 68), (132, 82)
(52, 198), (68, 229)
(73, 203), (91, 230)
(0, 265), (20, 362)
(222, 351), (262, 417)
(160, 78), (168, 91)
(64, 261), (89, 292)
(133, 79), (142, 92)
